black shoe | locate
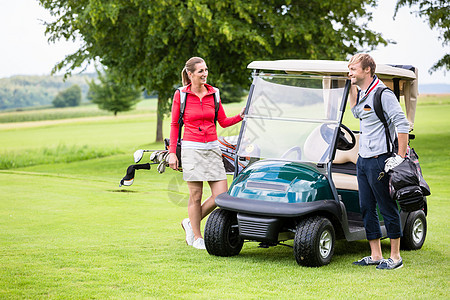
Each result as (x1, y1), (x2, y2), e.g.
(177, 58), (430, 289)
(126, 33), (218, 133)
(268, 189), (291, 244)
(352, 256), (383, 266)
(376, 258), (403, 270)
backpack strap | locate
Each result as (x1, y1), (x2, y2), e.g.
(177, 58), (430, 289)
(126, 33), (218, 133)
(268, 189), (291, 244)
(176, 86), (220, 144)
(177, 87), (187, 145)
(213, 87), (220, 125)
(373, 87), (394, 154)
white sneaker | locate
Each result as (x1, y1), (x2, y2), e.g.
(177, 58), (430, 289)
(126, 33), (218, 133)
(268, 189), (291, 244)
(181, 218), (194, 246)
(193, 238), (206, 250)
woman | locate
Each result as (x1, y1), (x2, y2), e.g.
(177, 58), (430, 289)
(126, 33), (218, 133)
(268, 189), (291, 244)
(168, 57), (244, 249)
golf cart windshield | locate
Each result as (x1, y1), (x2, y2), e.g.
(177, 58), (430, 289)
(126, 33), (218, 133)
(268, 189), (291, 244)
(237, 74), (348, 164)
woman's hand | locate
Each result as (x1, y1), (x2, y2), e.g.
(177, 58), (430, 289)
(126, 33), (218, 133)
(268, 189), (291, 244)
(168, 152), (179, 170)
(239, 107), (245, 119)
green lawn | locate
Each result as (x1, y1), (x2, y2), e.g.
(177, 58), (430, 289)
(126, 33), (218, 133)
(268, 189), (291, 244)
(0, 99), (448, 299)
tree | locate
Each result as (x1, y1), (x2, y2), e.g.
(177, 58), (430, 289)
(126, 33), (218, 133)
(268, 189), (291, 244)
(87, 69), (141, 116)
(220, 84), (247, 104)
(52, 84), (82, 108)
(39, 0), (386, 141)
(395, 0), (449, 73)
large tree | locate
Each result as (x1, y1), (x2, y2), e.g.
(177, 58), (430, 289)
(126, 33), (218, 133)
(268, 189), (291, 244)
(395, 0), (449, 73)
(39, 0), (386, 141)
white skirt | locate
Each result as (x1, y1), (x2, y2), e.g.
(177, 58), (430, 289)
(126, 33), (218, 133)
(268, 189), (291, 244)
(181, 147), (227, 182)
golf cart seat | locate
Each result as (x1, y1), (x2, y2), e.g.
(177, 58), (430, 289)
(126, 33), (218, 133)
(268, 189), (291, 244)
(331, 173), (358, 190)
(332, 133), (360, 191)
(334, 133), (359, 165)
(303, 127), (359, 191)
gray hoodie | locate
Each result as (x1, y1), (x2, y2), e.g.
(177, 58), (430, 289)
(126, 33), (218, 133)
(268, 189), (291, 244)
(351, 76), (410, 158)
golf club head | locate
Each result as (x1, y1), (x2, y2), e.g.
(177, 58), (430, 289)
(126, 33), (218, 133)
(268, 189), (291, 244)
(157, 162), (166, 173)
(134, 150), (144, 163)
(119, 165), (136, 187)
(119, 178), (134, 187)
(157, 151), (165, 163)
(162, 151), (170, 162)
(150, 151), (159, 162)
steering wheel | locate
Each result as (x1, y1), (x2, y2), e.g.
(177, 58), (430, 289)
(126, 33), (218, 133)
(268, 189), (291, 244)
(337, 124), (356, 151)
(280, 146), (302, 160)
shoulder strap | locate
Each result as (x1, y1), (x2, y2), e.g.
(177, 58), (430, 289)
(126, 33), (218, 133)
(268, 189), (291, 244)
(373, 87), (393, 154)
(213, 87), (220, 125)
(177, 87), (187, 145)
(178, 87), (187, 120)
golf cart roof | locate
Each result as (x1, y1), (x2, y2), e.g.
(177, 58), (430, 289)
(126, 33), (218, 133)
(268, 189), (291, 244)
(247, 60), (416, 80)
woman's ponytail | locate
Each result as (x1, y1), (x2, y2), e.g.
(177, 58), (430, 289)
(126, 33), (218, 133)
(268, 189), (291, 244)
(181, 67), (190, 86)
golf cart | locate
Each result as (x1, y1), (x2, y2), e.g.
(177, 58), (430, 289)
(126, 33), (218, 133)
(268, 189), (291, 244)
(204, 60), (427, 267)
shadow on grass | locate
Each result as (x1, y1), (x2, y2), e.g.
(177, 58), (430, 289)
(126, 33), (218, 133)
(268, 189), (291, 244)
(232, 243), (297, 266)
(109, 189), (140, 193)
(220, 239), (399, 267)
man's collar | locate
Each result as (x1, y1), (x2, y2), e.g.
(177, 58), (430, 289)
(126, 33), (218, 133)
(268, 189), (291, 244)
(364, 75), (378, 95)
(357, 75), (379, 104)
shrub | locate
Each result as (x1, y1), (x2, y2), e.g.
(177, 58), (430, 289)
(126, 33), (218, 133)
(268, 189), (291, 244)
(52, 85), (82, 108)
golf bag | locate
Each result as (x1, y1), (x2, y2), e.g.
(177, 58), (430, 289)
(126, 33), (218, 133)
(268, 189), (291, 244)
(388, 148), (430, 212)
(218, 136), (248, 174)
(374, 87), (430, 212)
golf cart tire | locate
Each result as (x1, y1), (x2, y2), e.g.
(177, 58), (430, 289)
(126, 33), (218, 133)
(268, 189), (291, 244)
(204, 209), (244, 257)
(401, 210), (427, 250)
(294, 216), (335, 267)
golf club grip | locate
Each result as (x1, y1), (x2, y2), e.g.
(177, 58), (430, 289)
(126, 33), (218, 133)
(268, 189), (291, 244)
(134, 163), (151, 170)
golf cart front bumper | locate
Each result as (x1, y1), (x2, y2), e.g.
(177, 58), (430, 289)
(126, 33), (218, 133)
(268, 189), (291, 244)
(216, 192), (341, 218)
(216, 193), (342, 242)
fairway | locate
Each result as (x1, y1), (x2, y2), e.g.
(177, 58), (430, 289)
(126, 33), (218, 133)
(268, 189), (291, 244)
(0, 99), (449, 299)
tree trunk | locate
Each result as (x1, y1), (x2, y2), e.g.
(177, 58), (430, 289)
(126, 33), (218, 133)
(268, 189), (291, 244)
(156, 95), (164, 142)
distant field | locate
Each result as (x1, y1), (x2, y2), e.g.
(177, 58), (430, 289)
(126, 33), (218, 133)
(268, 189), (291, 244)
(0, 98), (156, 123)
(418, 93), (450, 105)
(0, 95), (448, 299)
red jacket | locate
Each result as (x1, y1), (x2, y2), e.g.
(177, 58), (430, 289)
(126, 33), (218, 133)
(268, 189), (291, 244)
(169, 83), (242, 153)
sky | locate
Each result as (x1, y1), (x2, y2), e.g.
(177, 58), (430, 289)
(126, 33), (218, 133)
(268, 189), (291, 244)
(0, 0), (448, 84)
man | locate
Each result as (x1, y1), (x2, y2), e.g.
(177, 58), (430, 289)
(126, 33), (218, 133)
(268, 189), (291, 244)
(348, 54), (410, 270)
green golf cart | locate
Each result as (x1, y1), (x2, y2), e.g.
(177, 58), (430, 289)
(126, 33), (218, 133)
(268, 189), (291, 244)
(204, 60), (427, 267)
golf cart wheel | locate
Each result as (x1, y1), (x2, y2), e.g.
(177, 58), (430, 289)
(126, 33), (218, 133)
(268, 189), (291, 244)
(204, 209), (243, 257)
(294, 216), (335, 267)
(401, 210), (427, 250)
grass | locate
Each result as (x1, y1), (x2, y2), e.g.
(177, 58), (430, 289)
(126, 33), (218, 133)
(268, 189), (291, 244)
(0, 96), (448, 299)
(0, 144), (121, 169)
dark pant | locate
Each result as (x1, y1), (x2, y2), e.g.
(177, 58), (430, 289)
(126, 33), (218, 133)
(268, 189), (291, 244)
(357, 154), (402, 240)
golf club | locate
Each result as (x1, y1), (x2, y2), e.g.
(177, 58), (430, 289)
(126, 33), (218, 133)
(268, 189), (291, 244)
(119, 162), (159, 187)
(134, 149), (159, 163)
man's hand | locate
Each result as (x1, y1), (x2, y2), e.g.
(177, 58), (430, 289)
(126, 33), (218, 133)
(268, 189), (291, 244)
(348, 85), (358, 108)
(384, 154), (404, 173)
